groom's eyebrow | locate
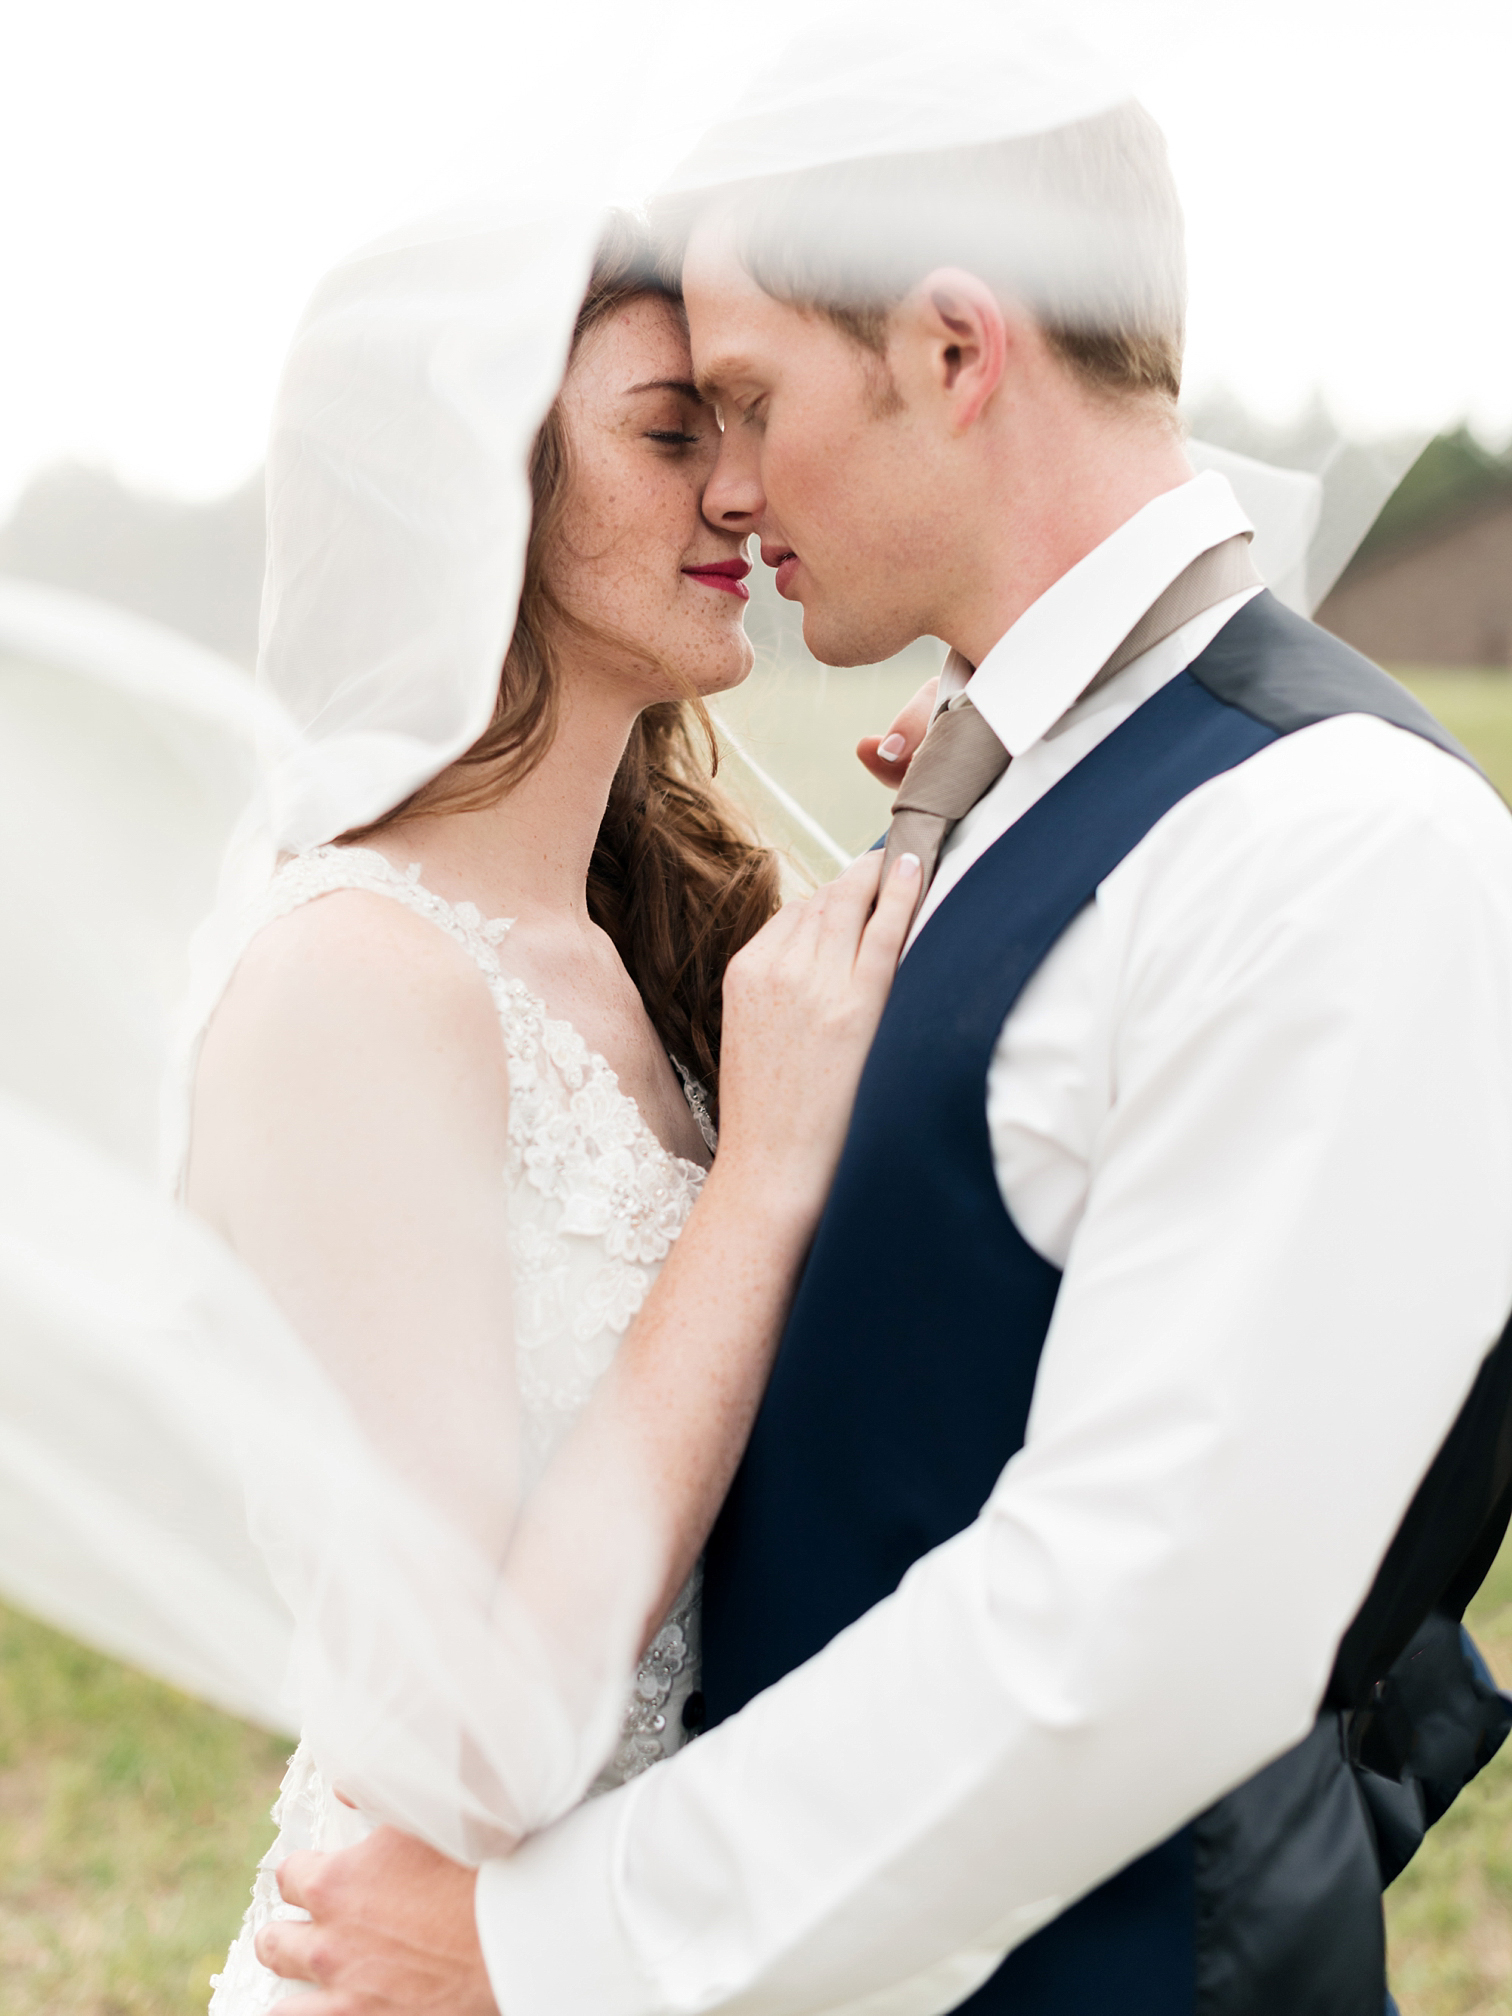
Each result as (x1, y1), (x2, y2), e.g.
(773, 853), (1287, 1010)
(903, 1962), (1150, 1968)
(693, 361), (736, 402)
(627, 378), (702, 399)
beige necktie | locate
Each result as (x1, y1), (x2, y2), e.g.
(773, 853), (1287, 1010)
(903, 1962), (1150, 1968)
(880, 533), (1260, 911)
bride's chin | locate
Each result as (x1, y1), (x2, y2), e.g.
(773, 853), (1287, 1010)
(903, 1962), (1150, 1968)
(662, 629), (755, 701)
(701, 636), (757, 697)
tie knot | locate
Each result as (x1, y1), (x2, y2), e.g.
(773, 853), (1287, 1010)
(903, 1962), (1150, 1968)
(890, 697), (1010, 823)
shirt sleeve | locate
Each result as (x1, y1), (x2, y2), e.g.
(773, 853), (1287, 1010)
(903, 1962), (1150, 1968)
(477, 716), (1512, 2016)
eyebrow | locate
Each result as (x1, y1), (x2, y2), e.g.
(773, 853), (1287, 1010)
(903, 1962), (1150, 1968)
(626, 377), (701, 399)
(693, 360), (744, 403)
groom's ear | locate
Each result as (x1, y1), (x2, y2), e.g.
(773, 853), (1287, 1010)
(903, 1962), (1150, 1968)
(896, 268), (1008, 433)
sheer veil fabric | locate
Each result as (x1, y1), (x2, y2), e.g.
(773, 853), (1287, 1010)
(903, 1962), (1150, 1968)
(0, 0), (1440, 1868)
(2, 120), (659, 1863)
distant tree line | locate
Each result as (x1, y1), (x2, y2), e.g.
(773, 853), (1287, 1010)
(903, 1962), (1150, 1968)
(1352, 427), (1512, 566)
(0, 415), (1507, 665)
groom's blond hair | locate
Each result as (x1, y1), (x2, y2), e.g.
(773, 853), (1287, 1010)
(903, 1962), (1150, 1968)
(658, 102), (1186, 408)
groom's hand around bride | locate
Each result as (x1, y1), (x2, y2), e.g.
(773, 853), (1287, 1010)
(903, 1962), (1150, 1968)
(255, 1827), (495, 2015)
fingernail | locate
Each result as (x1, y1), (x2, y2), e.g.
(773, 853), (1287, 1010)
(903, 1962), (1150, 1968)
(877, 734), (907, 762)
(894, 852), (921, 880)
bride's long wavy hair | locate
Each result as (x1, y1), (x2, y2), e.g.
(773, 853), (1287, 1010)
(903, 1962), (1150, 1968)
(347, 216), (780, 1104)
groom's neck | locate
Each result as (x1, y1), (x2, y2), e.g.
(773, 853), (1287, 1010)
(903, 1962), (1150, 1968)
(936, 397), (1194, 670)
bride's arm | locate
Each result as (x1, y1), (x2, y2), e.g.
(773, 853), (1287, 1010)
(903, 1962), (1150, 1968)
(506, 849), (920, 1654)
(188, 854), (916, 1762)
(186, 890), (524, 1557)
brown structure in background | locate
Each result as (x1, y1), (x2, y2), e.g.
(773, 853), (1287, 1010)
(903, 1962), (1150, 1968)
(1317, 495), (1512, 669)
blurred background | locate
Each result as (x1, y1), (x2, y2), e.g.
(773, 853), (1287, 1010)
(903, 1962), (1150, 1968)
(2, 1), (1510, 2009)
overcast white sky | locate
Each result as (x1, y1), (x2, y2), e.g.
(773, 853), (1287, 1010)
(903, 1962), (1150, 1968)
(1, 0), (1507, 515)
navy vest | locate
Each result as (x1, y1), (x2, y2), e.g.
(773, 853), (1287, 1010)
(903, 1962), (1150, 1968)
(703, 593), (1512, 2016)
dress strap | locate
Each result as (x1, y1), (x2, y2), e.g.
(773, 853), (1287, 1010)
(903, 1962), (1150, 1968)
(671, 1057), (717, 1155)
(249, 845), (514, 983)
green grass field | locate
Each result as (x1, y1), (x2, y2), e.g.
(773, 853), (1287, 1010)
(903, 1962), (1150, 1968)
(1386, 1541), (1512, 2012)
(3, 1557), (1510, 2016)
(1369, 667), (1512, 2012)
(2, 661), (1510, 2014)
(0, 1607), (287, 2014)
(1400, 671), (1512, 808)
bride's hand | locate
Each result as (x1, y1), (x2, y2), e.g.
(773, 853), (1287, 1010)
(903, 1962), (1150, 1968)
(856, 673), (939, 788)
(713, 848), (920, 1224)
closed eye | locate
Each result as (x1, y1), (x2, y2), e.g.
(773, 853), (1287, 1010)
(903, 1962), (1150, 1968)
(647, 429), (701, 446)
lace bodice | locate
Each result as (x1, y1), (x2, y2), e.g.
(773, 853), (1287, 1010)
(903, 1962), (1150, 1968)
(210, 846), (713, 2013)
(235, 844), (714, 1472)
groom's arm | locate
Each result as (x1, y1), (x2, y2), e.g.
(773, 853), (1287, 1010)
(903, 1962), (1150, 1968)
(476, 726), (1512, 2016)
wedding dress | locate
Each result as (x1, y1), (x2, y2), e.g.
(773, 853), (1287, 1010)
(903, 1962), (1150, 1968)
(206, 843), (712, 2013)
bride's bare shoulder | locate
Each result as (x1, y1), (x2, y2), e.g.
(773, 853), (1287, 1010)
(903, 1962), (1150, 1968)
(228, 884), (497, 1024)
(195, 886), (509, 1131)
(234, 883), (485, 1004)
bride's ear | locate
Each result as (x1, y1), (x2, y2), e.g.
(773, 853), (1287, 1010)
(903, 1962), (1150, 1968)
(895, 269), (1007, 433)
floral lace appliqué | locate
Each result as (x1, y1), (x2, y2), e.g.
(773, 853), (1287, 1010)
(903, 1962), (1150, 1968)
(238, 844), (711, 1450)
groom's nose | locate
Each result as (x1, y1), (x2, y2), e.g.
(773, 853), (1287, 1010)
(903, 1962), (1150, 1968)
(701, 424), (765, 537)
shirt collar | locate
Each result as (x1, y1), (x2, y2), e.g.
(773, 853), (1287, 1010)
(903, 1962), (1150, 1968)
(949, 470), (1255, 759)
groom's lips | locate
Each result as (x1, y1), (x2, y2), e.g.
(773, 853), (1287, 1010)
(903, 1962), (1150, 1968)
(758, 534), (801, 597)
(682, 558), (751, 601)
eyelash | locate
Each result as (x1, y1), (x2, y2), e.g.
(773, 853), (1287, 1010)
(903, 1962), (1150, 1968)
(648, 429), (700, 447)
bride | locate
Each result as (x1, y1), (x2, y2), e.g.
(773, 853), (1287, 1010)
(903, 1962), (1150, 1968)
(190, 213), (920, 2008)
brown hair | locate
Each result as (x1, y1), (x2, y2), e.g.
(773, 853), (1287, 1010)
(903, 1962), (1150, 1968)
(659, 102), (1186, 406)
(348, 215), (780, 1105)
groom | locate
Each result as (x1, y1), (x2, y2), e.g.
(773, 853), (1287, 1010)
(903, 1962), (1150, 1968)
(258, 26), (1512, 2016)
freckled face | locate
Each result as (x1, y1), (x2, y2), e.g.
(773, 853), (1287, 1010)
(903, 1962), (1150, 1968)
(550, 294), (754, 704)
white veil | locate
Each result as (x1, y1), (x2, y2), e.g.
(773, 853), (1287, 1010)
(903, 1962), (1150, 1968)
(1, 162), (645, 1862)
(0, 0), (1449, 1867)
(171, 193), (608, 1174)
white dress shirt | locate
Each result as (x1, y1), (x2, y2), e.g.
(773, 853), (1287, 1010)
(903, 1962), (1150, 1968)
(478, 472), (1512, 2016)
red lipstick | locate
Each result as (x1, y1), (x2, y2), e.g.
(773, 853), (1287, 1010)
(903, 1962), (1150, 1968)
(682, 557), (751, 602)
